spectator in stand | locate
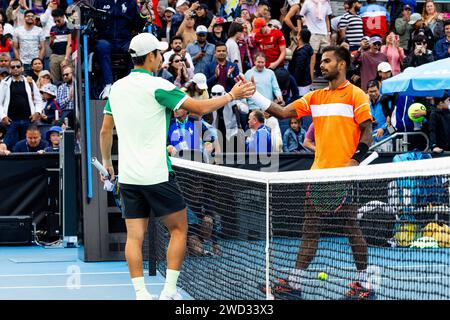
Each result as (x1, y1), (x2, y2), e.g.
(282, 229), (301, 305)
(0, 122), (10, 155)
(0, 9), (14, 37)
(186, 25), (215, 75)
(422, 0), (444, 41)
(254, 1), (270, 20)
(246, 109), (271, 154)
(194, 3), (212, 29)
(6, 0), (27, 28)
(367, 80), (390, 148)
(0, 67), (9, 81)
(360, 0), (390, 38)
(303, 122), (315, 152)
(289, 27), (314, 97)
(167, 53), (193, 88)
(28, 57), (43, 82)
(429, 92), (450, 153)
(181, 73), (209, 101)
(434, 20), (450, 60)
(57, 65), (74, 123)
(240, 8), (251, 22)
(176, 10), (197, 48)
(207, 16), (227, 45)
(245, 52), (283, 110)
(93, 0), (141, 100)
(0, 24), (11, 53)
(167, 0), (177, 9)
(338, 0), (364, 52)
(205, 42), (239, 92)
(12, 124), (47, 153)
(299, 0), (332, 82)
(0, 52), (9, 68)
(44, 125), (62, 153)
(49, 8), (71, 83)
(282, 117), (307, 153)
(395, 4), (413, 54)
(142, 10), (163, 40)
(238, 19), (255, 73)
(405, 34), (434, 68)
(408, 13), (434, 53)
(40, 0), (58, 70)
(163, 36), (194, 72)
(36, 69), (51, 89)
(13, 9), (46, 74)
(380, 31), (405, 76)
(281, 0), (301, 49)
(0, 58), (43, 150)
(241, 0), (257, 16)
(170, 0), (191, 40)
(161, 7), (176, 42)
(226, 22), (244, 73)
(39, 83), (60, 124)
(374, 61), (393, 87)
(254, 17), (286, 70)
(354, 35), (388, 91)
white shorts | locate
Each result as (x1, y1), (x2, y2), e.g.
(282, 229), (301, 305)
(310, 34), (330, 54)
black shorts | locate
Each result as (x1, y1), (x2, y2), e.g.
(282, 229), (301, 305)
(119, 172), (186, 219)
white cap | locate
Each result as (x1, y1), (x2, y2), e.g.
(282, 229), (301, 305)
(377, 62), (392, 73)
(408, 13), (422, 25)
(211, 84), (225, 94)
(176, 0), (189, 8)
(40, 83), (58, 97)
(268, 19), (282, 29)
(164, 7), (176, 14)
(192, 73), (207, 90)
(196, 25), (208, 34)
(129, 33), (168, 57)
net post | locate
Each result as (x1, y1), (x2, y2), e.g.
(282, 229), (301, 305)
(265, 178), (271, 300)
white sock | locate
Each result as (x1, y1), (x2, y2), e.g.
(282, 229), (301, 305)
(163, 269), (180, 295)
(132, 277), (152, 299)
(288, 269), (307, 290)
(356, 270), (370, 289)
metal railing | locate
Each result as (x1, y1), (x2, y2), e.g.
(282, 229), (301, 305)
(370, 131), (430, 152)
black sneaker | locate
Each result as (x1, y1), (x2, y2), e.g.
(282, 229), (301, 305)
(259, 278), (302, 300)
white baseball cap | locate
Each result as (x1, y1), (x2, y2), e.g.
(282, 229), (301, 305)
(196, 25), (208, 34)
(129, 33), (168, 57)
(211, 84), (225, 95)
(377, 62), (392, 73)
(192, 73), (208, 90)
(40, 83), (58, 97)
(408, 13), (422, 25)
(164, 7), (176, 14)
(176, 0), (189, 8)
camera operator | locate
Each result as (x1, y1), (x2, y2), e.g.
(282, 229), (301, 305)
(93, 0), (143, 100)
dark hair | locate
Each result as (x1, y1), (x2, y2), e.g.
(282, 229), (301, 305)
(414, 34), (427, 44)
(251, 110), (265, 124)
(27, 124), (40, 133)
(258, 1), (269, 8)
(24, 10), (35, 16)
(51, 8), (65, 18)
(171, 35), (183, 45)
(228, 22), (244, 38)
(215, 42), (227, 50)
(367, 80), (380, 89)
(10, 58), (22, 66)
(299, 28), (311, 43)
(31, 57), (43, 67)
(168, 53), (188, 84)
(322, 46), (351, 68)
(253, 51), (266, 61)
(444, 20), (450, 28)
(185, 80), (206, 97)
(0, 10), (7, 26)
(0, 122), (6, 139)
(130, 55), (147, 66)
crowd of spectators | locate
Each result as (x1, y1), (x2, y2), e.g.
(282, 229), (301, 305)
(0, 0), (74, 155)
(1, 0), (449, 157)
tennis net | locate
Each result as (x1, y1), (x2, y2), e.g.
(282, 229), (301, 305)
(154, 156), (450, 300)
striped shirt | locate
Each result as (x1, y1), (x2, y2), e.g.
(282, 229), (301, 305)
(292, 80), (372, 169)
(339, 13), (364, 47)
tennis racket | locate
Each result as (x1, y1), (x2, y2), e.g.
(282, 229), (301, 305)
(307, 152), (379, 215)
(91, 157), (123, 211)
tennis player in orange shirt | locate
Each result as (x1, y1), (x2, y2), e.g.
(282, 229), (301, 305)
(249, 46), (375, 300)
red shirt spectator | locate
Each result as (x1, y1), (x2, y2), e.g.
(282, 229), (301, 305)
(254, 18), (286, 69)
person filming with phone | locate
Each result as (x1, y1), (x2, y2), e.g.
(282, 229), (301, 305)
(405, 33), (434, 68)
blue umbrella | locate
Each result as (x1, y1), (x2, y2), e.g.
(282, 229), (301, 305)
(381, 57), (450, 97)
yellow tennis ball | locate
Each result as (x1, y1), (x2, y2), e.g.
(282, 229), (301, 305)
(318, 272), (328, 281)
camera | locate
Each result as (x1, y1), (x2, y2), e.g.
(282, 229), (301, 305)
(189, 11), (197, 18)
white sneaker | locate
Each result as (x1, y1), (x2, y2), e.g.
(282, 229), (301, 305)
(100, 84), (112, 100)
(159, 290), (183, 300)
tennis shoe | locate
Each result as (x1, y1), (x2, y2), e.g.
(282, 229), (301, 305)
(259, 278), (302, 300)
(159, 290), (183, 300)
(344, 282), (376, 300)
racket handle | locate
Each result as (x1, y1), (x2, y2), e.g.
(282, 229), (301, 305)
(91, 157), (110, 178)
(359, 151), (379, 166)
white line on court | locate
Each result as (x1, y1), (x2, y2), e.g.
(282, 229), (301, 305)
(0, 272), (131, 277)
(0, 283), (165, 290)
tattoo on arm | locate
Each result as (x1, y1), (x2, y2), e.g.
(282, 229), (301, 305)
(359, 120), (373, 146)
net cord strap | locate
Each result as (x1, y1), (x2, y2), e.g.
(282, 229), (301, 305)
(265, 179), (271, 300)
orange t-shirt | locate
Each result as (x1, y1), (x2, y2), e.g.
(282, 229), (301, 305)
(292, 80), (372, 169)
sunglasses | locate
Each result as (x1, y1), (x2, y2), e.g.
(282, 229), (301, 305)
(372, 42), (381, 46)
(10, 65), (21, 69)
(211, 92), (223, 96)
(173, 59), (182, 63)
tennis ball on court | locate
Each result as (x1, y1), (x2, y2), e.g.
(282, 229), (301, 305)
(408, 103), (427, 122)
(318, 272), (328, 281)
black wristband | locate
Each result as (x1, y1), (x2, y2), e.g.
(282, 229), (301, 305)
(351, 142), (369, 163)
